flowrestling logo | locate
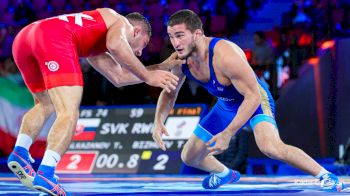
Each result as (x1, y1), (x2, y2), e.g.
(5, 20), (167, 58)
(45, 61), (59, 72)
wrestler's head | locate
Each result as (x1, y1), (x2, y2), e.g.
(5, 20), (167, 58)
(167, 9), (203, 59)
(125, 12), (151, 57)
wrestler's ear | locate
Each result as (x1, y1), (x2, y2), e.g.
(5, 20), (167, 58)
(133, 26), (142, 37)
(194, 29), (203, 41)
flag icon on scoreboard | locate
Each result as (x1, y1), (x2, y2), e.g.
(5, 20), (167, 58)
(73, 118), (101, 141)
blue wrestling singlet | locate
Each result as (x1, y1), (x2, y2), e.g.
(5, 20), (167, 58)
(181, 38), (277, 142)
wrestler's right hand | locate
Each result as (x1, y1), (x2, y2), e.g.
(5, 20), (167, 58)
(152, 123), (169, 151)
(145, 70), (179, 93)
(160, 52), (185, 70)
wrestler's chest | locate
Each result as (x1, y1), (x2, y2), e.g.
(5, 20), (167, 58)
(188, 62), (231, 85)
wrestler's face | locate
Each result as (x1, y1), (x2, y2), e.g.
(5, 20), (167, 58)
(129, 27), (150, 57)
(167, 23), (197, 60)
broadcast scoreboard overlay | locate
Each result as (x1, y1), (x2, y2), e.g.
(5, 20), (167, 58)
(56, 105), (207, 174)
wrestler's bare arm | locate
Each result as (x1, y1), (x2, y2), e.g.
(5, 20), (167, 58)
(217, 40), (261, 135)
(152, 66), (186, 150)
(87, 52), (183, 87)
(105, 15), (149, 81)
(87, 52), (141, 87)
(154, 65), (186, 124)
(103, 13), (179, 92)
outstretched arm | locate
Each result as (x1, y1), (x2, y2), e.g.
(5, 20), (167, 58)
(105, 12), (178, 91)
(87, 52), (141, 87)
(152, 65), (186, 151)
(87, 52), (183, 87)
(149, 52), (185, 71)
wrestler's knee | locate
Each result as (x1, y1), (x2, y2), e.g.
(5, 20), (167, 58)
(56, 108), (79, 122)
(258, 141), (286, 160)
(42, 103), (55, 116)
(181, 148), (198, 167)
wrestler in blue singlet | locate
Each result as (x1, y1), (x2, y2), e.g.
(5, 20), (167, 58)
(182, 38), (277, 143)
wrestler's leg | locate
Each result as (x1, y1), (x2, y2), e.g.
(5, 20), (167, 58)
(181, 126), (240, 189)
(254, 121), (344, 191)
(19, 91), (55, 142)
(33, 86), (82, 195)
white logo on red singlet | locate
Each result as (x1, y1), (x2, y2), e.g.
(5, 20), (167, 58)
(45, 61), (59, 72)
(58, 13), (95, 27)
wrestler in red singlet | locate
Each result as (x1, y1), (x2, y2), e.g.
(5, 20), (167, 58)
(12, 10), (108, 92)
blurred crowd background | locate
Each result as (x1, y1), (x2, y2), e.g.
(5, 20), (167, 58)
(0, 0), (349, 106)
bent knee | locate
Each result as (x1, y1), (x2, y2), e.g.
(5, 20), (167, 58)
(258, 142), (286, 160)
(181, 150), (198, 167)
(56, 109), (79, 122)
(34, 101), (55, 116)
(43, 104), (55, 116)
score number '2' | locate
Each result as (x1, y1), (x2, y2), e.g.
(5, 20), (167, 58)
(66, 153), (169, 171)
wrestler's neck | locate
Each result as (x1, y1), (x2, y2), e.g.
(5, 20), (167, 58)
(126, 28), (134, 43)
(189, 36), (209, 63)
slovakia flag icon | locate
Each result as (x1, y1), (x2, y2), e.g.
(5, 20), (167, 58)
(73, 118), (101, 141)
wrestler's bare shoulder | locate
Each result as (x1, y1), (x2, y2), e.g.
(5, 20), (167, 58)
(96, 8), (124, 29)
(213, 39), (247, 61)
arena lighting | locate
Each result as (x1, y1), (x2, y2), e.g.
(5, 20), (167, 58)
(320, 40), (335, 50)
(310, 56), (326, 156)
(308, 57), (319, 66)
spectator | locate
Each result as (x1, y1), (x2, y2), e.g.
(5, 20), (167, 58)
(252, 31), (277, 96)
(2, 58), (24, 86)
(49, 0), (68, 15)
(12, 0), (36, 26)
(67, 0), (85, 13)
(0, 0), (9, 15)
(0, 23), (17, 60)
(32, 0), (50, 19)
(215, 0), (239, 35)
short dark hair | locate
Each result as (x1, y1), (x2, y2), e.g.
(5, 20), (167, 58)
(168, 9), (203, 33)
(254, 31), (266, 40)
(125, 12), (152, 37)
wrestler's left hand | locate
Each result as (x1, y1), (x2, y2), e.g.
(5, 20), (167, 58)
(206, 131), (233, 156)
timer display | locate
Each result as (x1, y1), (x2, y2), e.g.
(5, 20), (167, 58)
(56, 104), (207, 174)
